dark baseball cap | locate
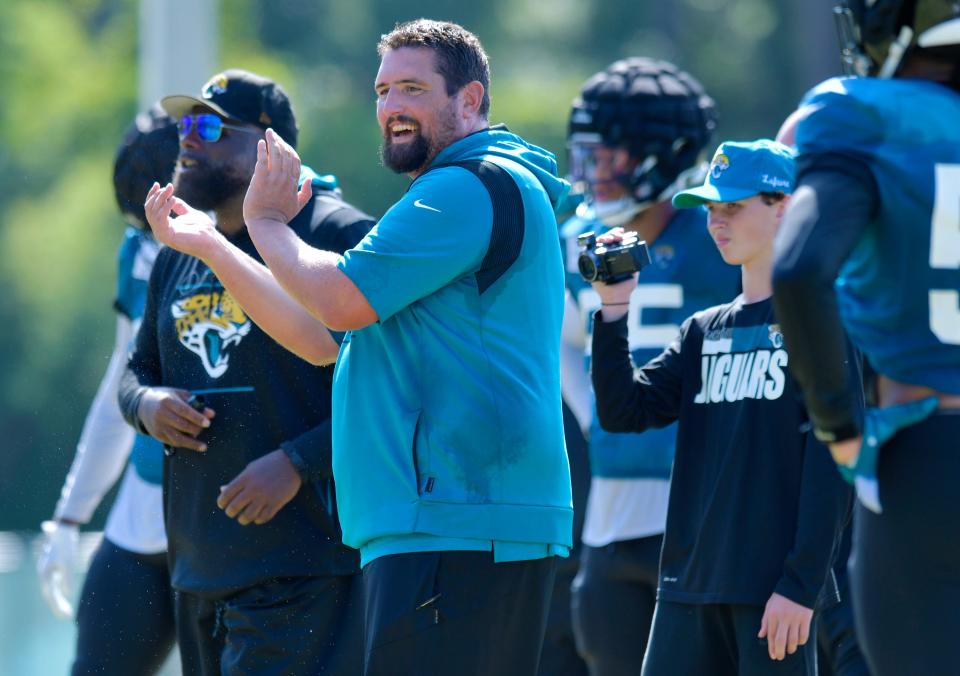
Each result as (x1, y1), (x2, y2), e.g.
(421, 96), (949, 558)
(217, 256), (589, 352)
(161, 69), (299, 148)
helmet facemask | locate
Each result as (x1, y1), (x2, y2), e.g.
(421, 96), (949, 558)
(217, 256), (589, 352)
(836, 0), (960, 78)
(566, 58), (717, 228)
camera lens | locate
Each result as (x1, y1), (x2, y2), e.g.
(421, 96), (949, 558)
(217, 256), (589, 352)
(578, 254), (599, 282)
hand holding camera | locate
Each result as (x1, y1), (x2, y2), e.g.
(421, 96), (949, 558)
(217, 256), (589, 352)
(579, 228), (650, 321)
(577, 228), (651, 284)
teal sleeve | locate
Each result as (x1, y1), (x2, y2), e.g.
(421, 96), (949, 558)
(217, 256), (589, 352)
(114, 227), (140, 319)
(337, 167), (493, 322)
(796, 80), (884, 160)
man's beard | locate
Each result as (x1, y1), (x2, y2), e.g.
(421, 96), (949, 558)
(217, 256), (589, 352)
(380, 104), (459, 175)
(173, 159), (249, 212)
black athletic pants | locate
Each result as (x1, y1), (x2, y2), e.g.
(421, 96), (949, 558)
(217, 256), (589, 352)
(539, 401), (591, 676)
(817, 526), (869, 676)
(362, 550), (557, 676)
(174, 573), (361, 676)
(850, 411), (960, 676)
(642, 601), (818, 676)
(72, 538), (175, 676)
(571, 535), (662, 676)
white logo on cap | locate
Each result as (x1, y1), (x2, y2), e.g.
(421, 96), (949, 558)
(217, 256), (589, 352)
(761, 175), (791, 190)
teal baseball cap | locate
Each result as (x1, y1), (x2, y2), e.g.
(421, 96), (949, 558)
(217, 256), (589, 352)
(672, 139), (796, 208)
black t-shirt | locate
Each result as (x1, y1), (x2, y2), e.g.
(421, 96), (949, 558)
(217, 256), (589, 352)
(121, 186), (374, 598)
(592, 296), (851, 608)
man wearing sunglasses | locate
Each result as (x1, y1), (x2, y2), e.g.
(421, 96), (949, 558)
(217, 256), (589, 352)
(119, 69), (373, 675)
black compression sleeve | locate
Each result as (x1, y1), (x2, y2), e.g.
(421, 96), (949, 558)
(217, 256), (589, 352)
(117, 368), (149, 434)
(772, 155), (876, 442)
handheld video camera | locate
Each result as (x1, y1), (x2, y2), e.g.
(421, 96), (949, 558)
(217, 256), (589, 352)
(577, 231), (652, 284)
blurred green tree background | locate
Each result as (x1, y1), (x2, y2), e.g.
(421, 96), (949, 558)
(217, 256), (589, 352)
(0, 0), (838, 529)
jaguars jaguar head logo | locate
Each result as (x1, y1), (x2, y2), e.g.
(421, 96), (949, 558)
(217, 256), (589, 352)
(202, 73), (229, 99)
(768, 323), (784, 349)
(652, 243), (675, 270)
(172, 290), (251, 378)
(710, 153), (730, 180)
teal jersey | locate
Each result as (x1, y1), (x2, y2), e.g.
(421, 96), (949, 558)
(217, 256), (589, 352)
(561, 207), (740, 478)
(115, 227), (164, 484)
(334, 128), (573, 564)
(796, 77), (960, 393)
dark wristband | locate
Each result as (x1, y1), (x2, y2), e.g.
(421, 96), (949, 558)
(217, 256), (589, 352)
(813, 421), (862, 444)
(281, 444), (310, 480)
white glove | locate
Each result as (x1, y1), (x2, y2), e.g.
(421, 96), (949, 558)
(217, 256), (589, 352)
(37, 520), (80, 619)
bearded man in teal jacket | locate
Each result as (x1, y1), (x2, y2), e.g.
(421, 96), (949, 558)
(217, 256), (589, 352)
(145, 18), (573, 676)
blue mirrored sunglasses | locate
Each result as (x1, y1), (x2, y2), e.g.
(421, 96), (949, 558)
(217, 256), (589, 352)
(178, 114), (260, 142)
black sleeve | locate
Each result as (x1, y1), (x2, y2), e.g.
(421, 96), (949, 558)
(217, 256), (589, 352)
(280, 419), (333, 482)
(771, 155), (876, 442)
(279, 198), (374, 480)
(591, 312), (685, 434)
(117, 250), (167, 433)
(324, 208), (376, 255)
(294, 189), (375, 255)
(774, 430), (853, 609)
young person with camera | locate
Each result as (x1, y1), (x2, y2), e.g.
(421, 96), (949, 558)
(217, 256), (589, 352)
(590, 139), (852, 675)
(558, 58), (739, 675)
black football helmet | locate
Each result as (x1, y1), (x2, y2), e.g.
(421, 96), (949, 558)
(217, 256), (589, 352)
(567, 58), (717, 226)
(835, 0), (960, 77)
(113, 105), (179, 229)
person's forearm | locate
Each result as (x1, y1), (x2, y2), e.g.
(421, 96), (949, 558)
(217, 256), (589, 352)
(118, 363), (150, 432)
(54, 318), (137, 523)
(772, 160), (875, 442)
(205, 233), (339, 365)
(246, 218), (366, 332)
(591, 312), (683, 433)
(775, 435), (853, 608)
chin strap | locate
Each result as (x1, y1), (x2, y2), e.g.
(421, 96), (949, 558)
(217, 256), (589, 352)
(582, 162), (708, 228)
(879, 26), (915, 77)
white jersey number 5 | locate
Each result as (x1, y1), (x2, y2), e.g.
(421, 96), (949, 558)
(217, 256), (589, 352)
(929, 164), (960, 345)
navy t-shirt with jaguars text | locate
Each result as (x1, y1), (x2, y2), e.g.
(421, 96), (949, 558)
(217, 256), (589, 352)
(591, 296), (850, 609)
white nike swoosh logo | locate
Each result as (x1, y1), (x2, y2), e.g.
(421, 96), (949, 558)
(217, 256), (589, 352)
(413, 198), (441, 213)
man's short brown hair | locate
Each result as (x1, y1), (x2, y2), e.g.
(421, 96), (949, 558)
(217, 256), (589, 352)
(378, 19), (491, 118)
